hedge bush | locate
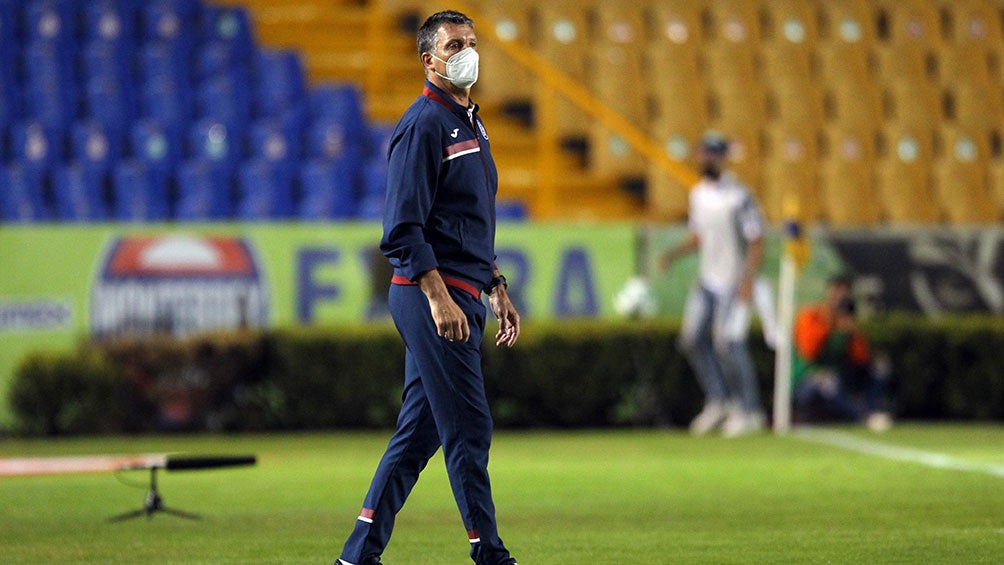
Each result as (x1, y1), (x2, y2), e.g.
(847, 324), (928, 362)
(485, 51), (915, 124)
(8, 315), (1004, 435)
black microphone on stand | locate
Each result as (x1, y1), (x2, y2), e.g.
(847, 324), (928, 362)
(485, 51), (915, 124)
(110, 454), (257, 522)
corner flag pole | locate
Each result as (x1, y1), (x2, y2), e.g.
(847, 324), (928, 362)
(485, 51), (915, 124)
(773, 196), (808, 434)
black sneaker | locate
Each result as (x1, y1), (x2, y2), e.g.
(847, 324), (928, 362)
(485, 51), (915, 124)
(335, 558), (381, 565)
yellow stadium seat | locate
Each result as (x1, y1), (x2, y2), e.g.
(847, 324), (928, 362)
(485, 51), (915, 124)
(938, 42), (993, 85)
(934, 125), (998, 223)
(874, 42), (934, 80)
(949, 81), (1004, 130)
(762, 0), (818, 45)
(819, 0), (878, 46)
(944, 0), (1004, 45)
(707, 0), (762, 44)
(877, 122), (941, 223)
(535, 1), (591, 140)
(648, 0), (707, 45)
(646, 44), (707, 135)
(589, 45), (647, 178)
(710, 76), (769, 136)
(817, 40), (872, 85)
(761, 123), (821, 223)
(475, 2), (533, 107)
(761, 42), (813, 84)
(705, 39), (759, 83)
(772, 80), (826, 124)
(828, 80), (884, 131)
(646, 126), (696, 223)
(820, 124), (882, 226)
(883, 77), (942, 128)
(879, 0), (943, 48)
(714, 125), (764, 196)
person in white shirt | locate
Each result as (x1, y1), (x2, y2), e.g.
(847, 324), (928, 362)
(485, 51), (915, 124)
(659, 131), (768, 437)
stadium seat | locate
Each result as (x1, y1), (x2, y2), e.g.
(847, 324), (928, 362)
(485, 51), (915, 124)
(716, 125), (764, 196)
(52, 162), (109, 222)
(645, 126), (693, 223)
(880, 0), (943, 48)
(762, 123), (821, 223)
(112, 159), (170, 221)
(71, 120), (121, 175)
(646, 43), (707, 136)
(10, 120), (61, 176)
(357, 160), (387, 220)
(771, 80), (826, 125)
(84, 75), (134, 135)
(948, 82), (1004, 130)
(648, 1), (705, 45)
(882, 76), (941, 127)
(130, 118), (183, 179)
(819, 0), (878, 46)
(24, 0), (76, 45)
(0, 164), (49, 222)
(139, 76), (192, 127)
(991, 159), (1004, 218)
(236, 159), (294, 220)
(934, 125), (997, 224)
(762, 0), (818, 45)
(306, 118), (365, 164)
(938, 42), (993, 85)
(365, 123), (396, 162)
(707, 0), (762, 43)
(197, 40), (243, 81)
(196, 75), (253, 126)
(705, 40), (758, 84)
(189, 118), (240, 169)
(468, 1), (533, 107)
(535, 1), (591, 140)
(248, 118), (299, 165)
(141, 0), (199, 47)
(820, 125), (881, 226)
(298, 159), (357, 220)
(817, 40), (872, 85)
(200, 4), (255, 60)
(83, 0), (137, 48)
(877, 122), (941, 223)
(254, 49), (307, 116)
(310, 83), (366, 134)
(829, 80), (884, 131)
(139, 41), (188, 85)
(176, 158), (232, 220)
(945, 0), (1004, 46)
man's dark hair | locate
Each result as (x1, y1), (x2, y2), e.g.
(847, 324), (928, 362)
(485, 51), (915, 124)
(417, 10), (474, 56)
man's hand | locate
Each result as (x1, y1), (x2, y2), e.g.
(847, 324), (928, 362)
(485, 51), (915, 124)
(488, 285), (520, 347)
(418, 270), (470, 343)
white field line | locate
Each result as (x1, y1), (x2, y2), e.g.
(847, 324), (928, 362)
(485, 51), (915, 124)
(792, 428), (1004, 479)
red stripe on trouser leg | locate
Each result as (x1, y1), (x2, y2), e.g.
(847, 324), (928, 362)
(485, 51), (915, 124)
(468, 529), (480, 543)
(358, 507), (375, 523)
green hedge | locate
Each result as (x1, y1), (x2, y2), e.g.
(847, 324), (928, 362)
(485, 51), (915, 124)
(8, 316), (1004, 435)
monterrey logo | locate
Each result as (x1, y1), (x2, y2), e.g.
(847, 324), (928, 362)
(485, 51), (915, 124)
(91, 235), (268, 338)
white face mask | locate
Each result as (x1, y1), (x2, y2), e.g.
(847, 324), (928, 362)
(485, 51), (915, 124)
(431, 47), (479, 89)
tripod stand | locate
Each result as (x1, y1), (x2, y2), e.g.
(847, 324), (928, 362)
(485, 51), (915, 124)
(109, 466), (200, 522)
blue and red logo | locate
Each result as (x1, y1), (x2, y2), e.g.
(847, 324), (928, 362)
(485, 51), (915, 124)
(91, 235), (268, 338)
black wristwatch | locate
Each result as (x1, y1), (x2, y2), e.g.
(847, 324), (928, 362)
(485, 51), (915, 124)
(484, 274), (507, 295)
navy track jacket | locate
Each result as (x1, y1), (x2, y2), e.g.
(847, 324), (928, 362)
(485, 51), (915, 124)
(380, 80), (499, 295)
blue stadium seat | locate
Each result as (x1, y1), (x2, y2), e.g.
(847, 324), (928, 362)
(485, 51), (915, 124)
(112, 159), (170, 221)
(0, 2), (16, 73)
(83, 0), (136, 47)
(83, 40), (130, 84)
(130, 118), (182, 178)
(196, 40), (244, 80)
(365, 123), (395, 161)
(200, 5), (254, 60)
(357, 160), (386, 220)
(310, 83), (366, 133)
(140, 73), (193, 125)
(298, 159), (357, 220)
(0, 164), (50, 222)
(24, 0), (76, 46)
(496, 200), (529, 221)
(10, 120), (61, 176)
(189, 117), (241, 169)
(0, 75), (18, 140)
(141, 0), (198, 48)
(139, 41), (188, 85)
(195, 75), (252, 126)
(176, 158), (232, 220)
(236, 159), (294, 220)
(52, 162), (108, 222)
(248, 118), (299, 164)
(254, 49), (306, 116)
(306, 118), (365, 163)
(84, 75), (133, 134)
(71, 120), (122, 175)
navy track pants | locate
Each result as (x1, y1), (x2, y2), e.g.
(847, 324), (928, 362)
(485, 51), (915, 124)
(339, 284), (511, 565)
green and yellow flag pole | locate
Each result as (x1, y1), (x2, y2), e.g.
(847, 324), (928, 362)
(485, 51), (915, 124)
(773, 195), (810, 434)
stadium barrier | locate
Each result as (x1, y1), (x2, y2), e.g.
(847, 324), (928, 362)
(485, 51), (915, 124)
(9, 315), (1004, 436)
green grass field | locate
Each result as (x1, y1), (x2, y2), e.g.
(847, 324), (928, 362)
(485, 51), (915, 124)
(2, 424), (1003, 564)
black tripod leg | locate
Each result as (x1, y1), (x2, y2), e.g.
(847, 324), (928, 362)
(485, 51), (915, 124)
(160, 506), (201, 520)
(108, 509), (148, 523)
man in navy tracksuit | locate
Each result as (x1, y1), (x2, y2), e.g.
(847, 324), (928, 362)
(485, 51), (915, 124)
(335, 11), (520, 565)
